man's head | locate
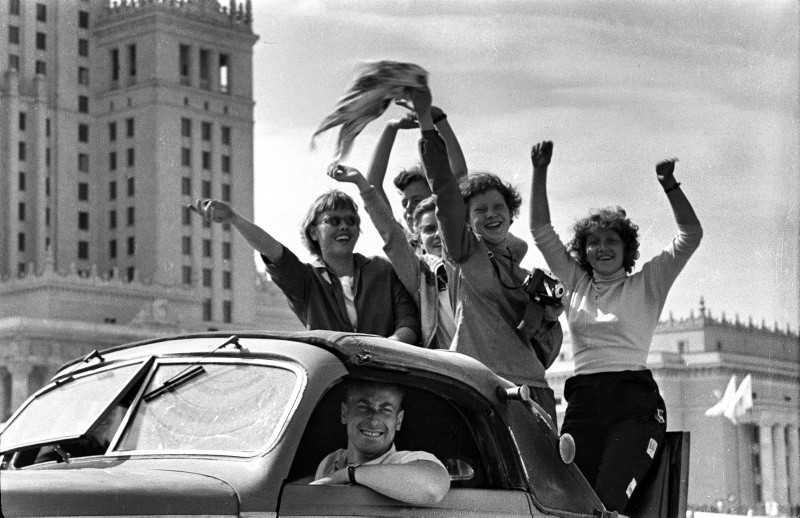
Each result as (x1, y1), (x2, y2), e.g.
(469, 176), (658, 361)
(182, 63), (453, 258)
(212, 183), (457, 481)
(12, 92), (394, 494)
(394, 166), (432, 230)
(460, 173), (521, 246)
(411, 197), (441, 256)
(300, 190), (361, 260)
(341, 380), (405, 463)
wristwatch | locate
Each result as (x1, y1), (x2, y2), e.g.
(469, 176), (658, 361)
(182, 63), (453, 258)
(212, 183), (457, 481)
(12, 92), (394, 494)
(347, 463), (359, 484)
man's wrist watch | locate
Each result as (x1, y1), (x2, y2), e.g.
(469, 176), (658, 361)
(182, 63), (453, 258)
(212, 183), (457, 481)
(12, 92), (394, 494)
(347, 463), (359, 484)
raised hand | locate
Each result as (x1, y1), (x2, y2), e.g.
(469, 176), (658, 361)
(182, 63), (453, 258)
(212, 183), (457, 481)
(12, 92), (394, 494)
(389, 111), (419, 130)
(531, 141), (553, 169)
(655, 158), (678, 185)
(327, 162), (370, 190)
(192, 198), (235, 224)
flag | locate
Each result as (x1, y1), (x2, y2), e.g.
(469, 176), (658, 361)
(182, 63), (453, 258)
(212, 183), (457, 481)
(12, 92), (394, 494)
(705, 375), (737, 417)
(723, 374), (753, 425)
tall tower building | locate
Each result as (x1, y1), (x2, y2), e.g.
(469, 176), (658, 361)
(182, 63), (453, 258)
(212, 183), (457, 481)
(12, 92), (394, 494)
(0, 0), (299, 422)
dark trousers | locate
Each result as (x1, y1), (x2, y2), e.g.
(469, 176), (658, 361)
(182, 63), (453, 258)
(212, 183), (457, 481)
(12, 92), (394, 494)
(561, 369), (666, 513)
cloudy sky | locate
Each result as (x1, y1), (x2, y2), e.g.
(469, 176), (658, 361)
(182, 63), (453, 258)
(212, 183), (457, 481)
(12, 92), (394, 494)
(249, 0), (798, 331)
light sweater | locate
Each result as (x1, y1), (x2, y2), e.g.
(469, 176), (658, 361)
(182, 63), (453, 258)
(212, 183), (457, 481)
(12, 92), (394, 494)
(532, 222), (702, 374)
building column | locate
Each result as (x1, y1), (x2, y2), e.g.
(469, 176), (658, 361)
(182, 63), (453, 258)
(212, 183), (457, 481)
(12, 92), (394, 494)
(759, 422), (776, 506)
(737, 424), (755, 507)
(0, 367), (12, 421)
(786, 424), (800, 508)
(773, 425), (788, 506)
(9, 362), (34, 417)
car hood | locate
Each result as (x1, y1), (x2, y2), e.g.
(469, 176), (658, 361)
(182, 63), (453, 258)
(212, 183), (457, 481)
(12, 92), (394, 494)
(1, 466), (239, 517)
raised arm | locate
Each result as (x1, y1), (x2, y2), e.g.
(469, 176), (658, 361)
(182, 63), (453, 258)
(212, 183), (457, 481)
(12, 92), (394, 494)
(655, 159), (700, 226)
(311, 460), (450, 505)
(365, 114), (418, 208)
(430, 106), (468, 183)
(529, 140), (554, 230)
(192, 199), (283, 262)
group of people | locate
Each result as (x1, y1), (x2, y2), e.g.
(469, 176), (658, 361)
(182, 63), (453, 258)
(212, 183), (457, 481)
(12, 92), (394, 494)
(194, 82), (702, 513)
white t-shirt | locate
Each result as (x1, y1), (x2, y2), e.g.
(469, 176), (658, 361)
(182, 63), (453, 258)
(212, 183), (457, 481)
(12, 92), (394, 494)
(314, 444), (444, 481)
(338, 275), (358, 329)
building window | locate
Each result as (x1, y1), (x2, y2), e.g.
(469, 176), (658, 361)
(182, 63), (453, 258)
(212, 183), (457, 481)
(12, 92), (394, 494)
(127, 267), (135, 282)
(109, 239), (117, 258)
(78, 123), (89, 142)
(18, 232), (26, 252)
(221, 184), (231, 202)
(126, 147), (135, 167)
(203, 239), (212, 258)
(127, 236), (135, 256)
(127, 44), (137, 79)
(78, 240), (89, 259)
(78, 10), (89, 29)
(46, 118), (50, 136)
(203, 299), (213, 322)
(218, 54), (230, 93)
(46, 147), (51, 167)
(180, 177), (192, 196)
(223, 300), (232, 323)
(222, 242), (232, 260)
(79, 153), (90, 172)
(36, 32), (46, 50)
(19, 172), (26, 191)
(181, 117), (192, 137)
(78, 38), (89, 57)
(78, 95), (89, 113)
(201, 121), (212, 141)
(202, 151), (211, 170)
(10, 0), (20, 15)
(127, 177), (134, 196)
(108, 122), (117, 141)
(182, 266), (193, 285)
(18, 112), (26, 130)
(78, 183), (89, 201)
(109, 152), (117, 171)
(78, 211), (89, 230)
(179, 44), (191, 85)
(221, 155), (231, 174)
(36, 3), (47, 21)
(125, 206), (134, 226)
(109, 181), (117, 200)
(199, 48), (211, 89)
(221, 125), (231, 145)
(181, 148), (191, 167)
(223, 270), (232, 290)
(202, 180), (211, 198)
(8, 25), (20, 44)
(9, 54), (19, 70)
(18, 202), (26, 221)
(109, 210), (117, 229)
(36, 60), (46, 75)
(182, 236), (192, 255)
(202, 268), (212, 287)
(182, 206), (192, 225)
(78, 66), (89, 84)
(126, 117), (134, 138)
(18, 142), (26, 161)
(110, 48), (119, 82)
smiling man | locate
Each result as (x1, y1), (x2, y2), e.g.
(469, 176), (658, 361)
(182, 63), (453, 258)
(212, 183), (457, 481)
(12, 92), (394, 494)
(193, 194), (419, 343)
(311, 380), (450, 505)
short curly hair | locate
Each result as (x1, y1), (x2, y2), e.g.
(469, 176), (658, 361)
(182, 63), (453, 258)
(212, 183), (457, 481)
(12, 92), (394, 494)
(393, 165), (427, 191)
(300, 190), (360, 258)
(568, 206), (640, 275)
(460, 173), (522, 220)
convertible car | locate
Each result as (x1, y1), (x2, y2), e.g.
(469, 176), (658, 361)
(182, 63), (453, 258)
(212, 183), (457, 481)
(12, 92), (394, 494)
(0, 330), (687, 517)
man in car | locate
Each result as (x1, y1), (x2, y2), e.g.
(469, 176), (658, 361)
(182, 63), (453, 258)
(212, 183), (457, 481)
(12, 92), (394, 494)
(311, 380), (450, 505)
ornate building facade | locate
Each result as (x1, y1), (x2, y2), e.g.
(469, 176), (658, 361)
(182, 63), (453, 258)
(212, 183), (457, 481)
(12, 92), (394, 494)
(0, 0), (299, 423)
(546, 300), (800, 515)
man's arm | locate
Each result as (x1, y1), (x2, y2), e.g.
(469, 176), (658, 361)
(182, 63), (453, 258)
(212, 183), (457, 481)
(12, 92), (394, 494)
(193, 199), (283, 262)
(311, 460), (450, 505)
(431, 106), (468, 183)
(365, 115), (417, 208)
(655, 158), (701, 227)
(529, 141), (553, 230)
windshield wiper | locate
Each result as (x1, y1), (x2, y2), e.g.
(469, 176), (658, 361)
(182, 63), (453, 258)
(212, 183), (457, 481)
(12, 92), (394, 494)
(141, 335), (242, 402)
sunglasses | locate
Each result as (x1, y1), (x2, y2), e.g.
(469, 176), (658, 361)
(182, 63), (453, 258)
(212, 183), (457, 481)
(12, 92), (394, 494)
(316, 215), (359, 227)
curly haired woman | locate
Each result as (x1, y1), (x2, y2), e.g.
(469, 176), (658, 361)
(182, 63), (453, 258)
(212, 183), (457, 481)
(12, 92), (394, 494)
(529, 141), (702, 514)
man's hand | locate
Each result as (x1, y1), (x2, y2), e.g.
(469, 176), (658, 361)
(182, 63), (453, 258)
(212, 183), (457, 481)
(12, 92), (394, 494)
(192, 199), (236, 224)
(656, 158), (678, 186)
(327, 163), (370, 191)
(531, 141), (553, 169)
(388, 111), (419, 130)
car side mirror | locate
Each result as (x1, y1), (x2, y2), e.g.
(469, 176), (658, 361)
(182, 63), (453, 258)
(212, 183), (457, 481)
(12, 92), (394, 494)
(443, 458), (475, 482)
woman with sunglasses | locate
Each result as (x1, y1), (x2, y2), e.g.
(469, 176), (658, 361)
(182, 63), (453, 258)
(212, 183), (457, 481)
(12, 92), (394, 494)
(194, 194), (419, 343)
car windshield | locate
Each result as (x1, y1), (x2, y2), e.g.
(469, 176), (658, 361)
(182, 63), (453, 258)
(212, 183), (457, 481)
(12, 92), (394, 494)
(0, 361), (147, 453)
(115, 360), (300, 454)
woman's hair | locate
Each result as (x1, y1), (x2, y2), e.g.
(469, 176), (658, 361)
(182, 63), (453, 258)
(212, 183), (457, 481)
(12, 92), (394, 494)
(411, 196), (437, 231)
(393, 165), (426, 191)
(460, 173), (522, 220)
(300, 190), (360, 258)
(568, 206), (640, 275)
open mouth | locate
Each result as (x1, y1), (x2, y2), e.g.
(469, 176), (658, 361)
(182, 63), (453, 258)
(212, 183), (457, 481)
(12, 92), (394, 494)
(334, 234), (351, 243)
(484, 221), (503, 230)
(360, 429), (384, 438)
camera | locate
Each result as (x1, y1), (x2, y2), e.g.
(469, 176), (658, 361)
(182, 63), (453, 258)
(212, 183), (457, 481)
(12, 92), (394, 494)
(524, 269), (564, 308)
